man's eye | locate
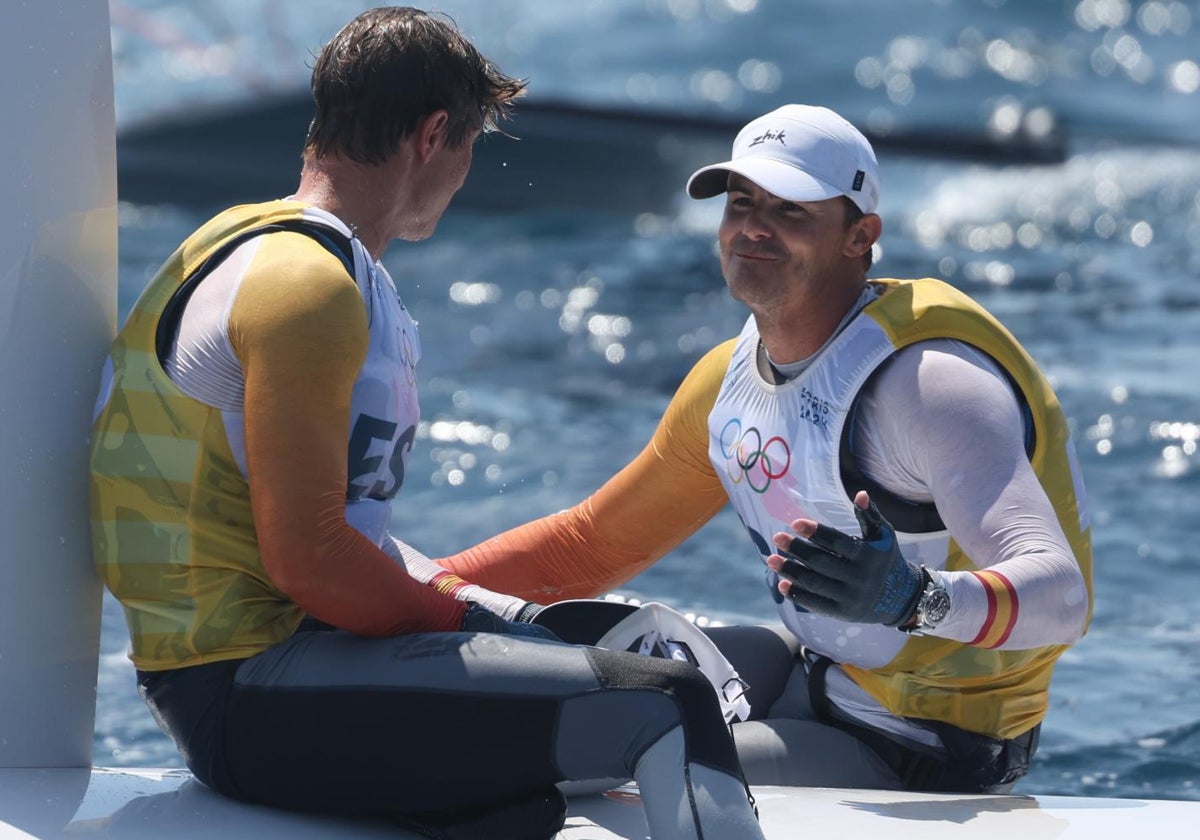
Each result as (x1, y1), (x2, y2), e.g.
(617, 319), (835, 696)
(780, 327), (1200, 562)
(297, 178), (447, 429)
(780, 202), (805, 213)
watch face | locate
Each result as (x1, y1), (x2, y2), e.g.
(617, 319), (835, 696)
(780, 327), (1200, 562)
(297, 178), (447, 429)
(921, 588), (951, 626)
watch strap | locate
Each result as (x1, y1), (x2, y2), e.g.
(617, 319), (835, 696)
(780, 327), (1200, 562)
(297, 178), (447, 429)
(899, 566), (949, 635)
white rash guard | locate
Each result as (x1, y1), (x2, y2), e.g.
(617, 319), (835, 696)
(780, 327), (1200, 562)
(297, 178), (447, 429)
(853, 338), (1089, 649)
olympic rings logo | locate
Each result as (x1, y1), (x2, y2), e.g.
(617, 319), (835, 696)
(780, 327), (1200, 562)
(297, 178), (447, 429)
(719, 418), (790, 494)
(397, 327), (417, 386)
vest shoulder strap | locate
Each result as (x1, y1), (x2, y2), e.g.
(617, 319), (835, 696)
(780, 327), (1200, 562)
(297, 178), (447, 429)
(154, 220), (356, 364)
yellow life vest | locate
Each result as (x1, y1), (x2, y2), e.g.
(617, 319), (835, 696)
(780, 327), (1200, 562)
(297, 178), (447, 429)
(90, 201), (417, 670)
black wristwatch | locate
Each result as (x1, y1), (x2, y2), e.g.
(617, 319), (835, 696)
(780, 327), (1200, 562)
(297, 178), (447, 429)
(900, 566), (950, 635)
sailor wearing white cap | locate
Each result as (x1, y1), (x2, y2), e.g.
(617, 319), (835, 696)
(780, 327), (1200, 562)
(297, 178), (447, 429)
(442, 102), (1092, 794)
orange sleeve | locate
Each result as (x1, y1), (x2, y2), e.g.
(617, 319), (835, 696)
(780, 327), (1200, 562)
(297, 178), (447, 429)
(231, 233), (465, 635)
(441, 340), (737, 602)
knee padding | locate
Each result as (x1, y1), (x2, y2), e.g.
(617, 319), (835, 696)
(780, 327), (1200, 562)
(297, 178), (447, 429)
(583, 647), (739, 776)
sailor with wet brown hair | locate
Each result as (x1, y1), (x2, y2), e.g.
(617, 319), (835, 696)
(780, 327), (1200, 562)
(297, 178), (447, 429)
(91, 8), (765, 838)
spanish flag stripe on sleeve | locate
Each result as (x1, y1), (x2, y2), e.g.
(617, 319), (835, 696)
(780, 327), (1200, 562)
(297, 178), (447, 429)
(968, 578), (997, 646)
(429, 570), (471, 599)
(968, 570), (1020, 648)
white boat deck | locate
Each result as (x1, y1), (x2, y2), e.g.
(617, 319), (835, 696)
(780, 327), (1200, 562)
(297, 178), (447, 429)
(2, 767), (1195, 839)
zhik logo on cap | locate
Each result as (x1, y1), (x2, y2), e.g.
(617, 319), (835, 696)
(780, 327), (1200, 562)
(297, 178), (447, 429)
(749, 129), (787, 148)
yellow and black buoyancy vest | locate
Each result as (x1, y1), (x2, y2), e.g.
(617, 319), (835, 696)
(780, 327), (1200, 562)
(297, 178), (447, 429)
(90, 202), (373, 671)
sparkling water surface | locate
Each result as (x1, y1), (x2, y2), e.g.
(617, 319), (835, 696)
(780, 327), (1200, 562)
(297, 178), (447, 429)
(102, 0), (1200, 800)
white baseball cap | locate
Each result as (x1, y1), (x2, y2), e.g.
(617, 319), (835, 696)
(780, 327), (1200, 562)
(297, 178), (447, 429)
(686, 104), (881, 214)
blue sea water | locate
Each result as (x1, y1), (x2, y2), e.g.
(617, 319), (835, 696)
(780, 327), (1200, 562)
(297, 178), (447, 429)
(103, 0), (1200, 801)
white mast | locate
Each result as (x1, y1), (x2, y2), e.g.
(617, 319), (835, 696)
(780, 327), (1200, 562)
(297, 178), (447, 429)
(0, 0), (117, 768)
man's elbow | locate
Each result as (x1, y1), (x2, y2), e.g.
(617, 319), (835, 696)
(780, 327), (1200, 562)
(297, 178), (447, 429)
(1056, 575), (1092, 644)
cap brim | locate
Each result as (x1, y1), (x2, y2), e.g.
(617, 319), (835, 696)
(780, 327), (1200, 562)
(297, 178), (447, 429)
(686, 157), (845, 203)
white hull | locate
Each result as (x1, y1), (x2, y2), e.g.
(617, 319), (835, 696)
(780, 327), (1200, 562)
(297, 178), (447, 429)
(2, 767), (1196, 839)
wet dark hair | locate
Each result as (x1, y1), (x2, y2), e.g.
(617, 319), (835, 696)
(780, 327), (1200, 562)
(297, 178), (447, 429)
(842, 196), (874, 271)
(304, 7), (526, 164)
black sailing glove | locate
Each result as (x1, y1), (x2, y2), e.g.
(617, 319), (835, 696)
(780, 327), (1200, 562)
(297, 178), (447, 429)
(774, 496), (923, 626)
(461, 603), (562, 641)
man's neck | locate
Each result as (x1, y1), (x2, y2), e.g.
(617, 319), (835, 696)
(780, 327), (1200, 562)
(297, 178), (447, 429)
(292, 156), (405, 261)
(754, 281), (869, 365)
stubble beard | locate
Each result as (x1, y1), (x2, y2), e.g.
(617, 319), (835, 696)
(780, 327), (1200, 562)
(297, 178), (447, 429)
(723, 254), (798, 316)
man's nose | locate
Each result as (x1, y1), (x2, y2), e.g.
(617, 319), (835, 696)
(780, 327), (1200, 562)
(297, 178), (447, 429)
(739, 207), (773, 240)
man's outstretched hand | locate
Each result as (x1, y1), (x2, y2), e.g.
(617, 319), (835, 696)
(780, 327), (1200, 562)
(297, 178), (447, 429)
(767, 491), (923, 627)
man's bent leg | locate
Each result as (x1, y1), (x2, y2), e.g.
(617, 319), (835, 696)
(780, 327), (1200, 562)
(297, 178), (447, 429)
(703, 624), (798, 720)
(579, 649), (765, 840)
(732, 718), (903, 788)
(731, 654), (906, 789)
(209, 630), (762, 838)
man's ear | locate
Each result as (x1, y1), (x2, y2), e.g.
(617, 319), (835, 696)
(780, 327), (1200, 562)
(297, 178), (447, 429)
(412, 110), (451, 163)
(845, 213), (882, 259)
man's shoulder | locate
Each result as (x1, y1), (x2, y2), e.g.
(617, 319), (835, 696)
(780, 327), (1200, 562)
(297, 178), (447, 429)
(869, 277), (963, 307)
(699, 337), (738, 368)
(686, 338), (738, 386)
(866, 277), (1013, 345)
(190, 200), (310, 242)
(664, 338), (738, 421)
